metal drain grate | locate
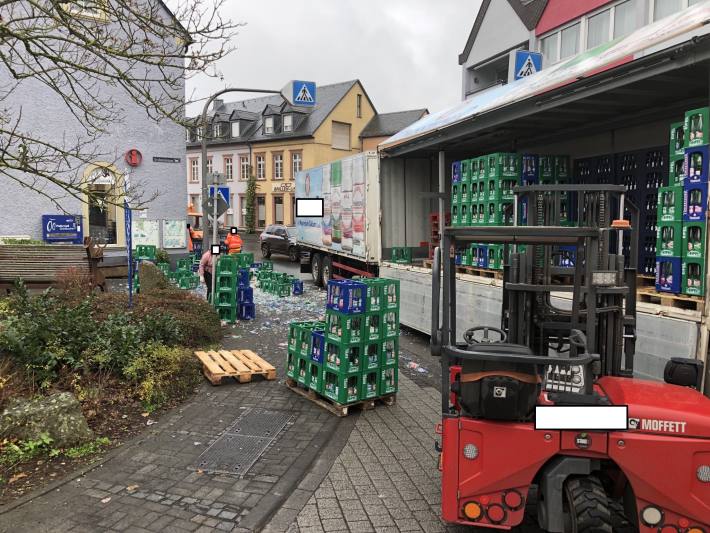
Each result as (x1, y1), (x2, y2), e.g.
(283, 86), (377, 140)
(195, 408), (292, 475)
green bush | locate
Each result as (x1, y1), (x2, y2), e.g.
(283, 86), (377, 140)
(123, 343), (201, 411)
(138, 262), (171, 292)
(155, 248), (170, 264)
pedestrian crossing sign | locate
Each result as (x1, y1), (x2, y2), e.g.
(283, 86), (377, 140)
(513, 51), (543, 80)
(282, 80), (317, 107)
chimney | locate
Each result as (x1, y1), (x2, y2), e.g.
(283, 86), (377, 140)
(212, 98), (224, 112)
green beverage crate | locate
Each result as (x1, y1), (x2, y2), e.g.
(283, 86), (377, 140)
(554, 156), (570, 181)
(218, 307), (237, 323)
(323, 371), (361, 405)
(459, 182), (471, 204)
(382, 279), (400, 310)
(461, 158), (473, 183)
(296, 356), (309, 386)
(470, 181), (479, 204)
(260, 261), (273, 271)
(216, 291), (235, 306)
(657, 221), (682, 257)
(308, 361), (324, 393)
(286, 349), (298, 380)
(452, 203), (460, 227)
(363, 341), (381, 371)
(276, 282), (292, 297)
(391, 247), (412, 263)
(360, 278), (384, 312)
(325, 310), (365, 346)
(157, 263), (170, 275)
(669, 155), (685, 186)
(461, 247), (471, 267)
(501, 177), (517, 201)
(177, 258), (192, 271)
(382, 309), (399, 339)
(217, 256), (238, 275)
(670, 121), (686, 158)
(381, 337), (398, 367)
(685, 107), (709, 147)
(179, 274), (199, 290)
(361, 370), (379, 400)
(464, 202), (474, 226)
(682, 258), (705, 296)
(288, 321), (326, 357)
(485, 177), (499, 202)
(540, 156), (554, 181)
(475, 202), (485, 224)
(487, 244), (504, 270)
(658, 186), (683, 222)
(487, 153), (520, 178)
(682, 222), (706, 260)
(364, 312), (383, 342)
(324, 341), (362, 375)
(476, 156), (488, 179)
(470, 204), (478, 227)
(379, 366), (398, 396)
(451, 182), (461, 205)
(135, 244), (156, 261)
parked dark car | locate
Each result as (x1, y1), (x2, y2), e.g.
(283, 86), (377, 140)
(259, 225), (300, 262)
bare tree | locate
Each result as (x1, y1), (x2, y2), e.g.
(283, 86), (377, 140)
(0, 0), (240, 209)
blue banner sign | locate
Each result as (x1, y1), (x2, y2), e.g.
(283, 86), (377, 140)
(41, 215), (83, 244)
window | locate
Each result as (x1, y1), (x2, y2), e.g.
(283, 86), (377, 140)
(224, 156), (233, 181)
(264, 117), (274, 134)
(291, 152), (302, 179)
(654, 0), (683, 20)
(541, 33), (559, 64)
(332, 121), (351, 150)
(190, 159), (199, 183)
(240, 155), (250, 180)
(206, 157), (213, 176)
(274, 196), (284, 225)
(257, 196), (266, 227)
(587, 9), (610, 49)
(256, 154), (265, 180)
(61, 1), (106, 20)
(273, 153), (283, 180)
(231, 121), (240, 138)
(560, 23), (580, 60)
(283, 115), (293, 132)
(196, 126), (203, 141)
(357, 94), (362, 118)
(614, 0), (638, 38)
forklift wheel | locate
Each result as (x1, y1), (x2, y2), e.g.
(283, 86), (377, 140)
(563, 476), (612, 533)
(609, 500), (635, 533)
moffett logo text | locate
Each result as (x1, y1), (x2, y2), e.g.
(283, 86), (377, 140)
(629, 418), (687, 433)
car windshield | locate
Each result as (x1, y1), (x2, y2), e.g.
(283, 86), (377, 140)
(286, 227), (296, 238)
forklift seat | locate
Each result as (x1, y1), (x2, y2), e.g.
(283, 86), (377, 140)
(457, 343), (541, 421)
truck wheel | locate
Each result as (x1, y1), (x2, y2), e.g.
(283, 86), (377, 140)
(563, 476), (612, 533)
(261, 243), (271, 259)
(311, 254), (323, 287)
(288, 246), (299, 262)
(321, 256), (333, 287)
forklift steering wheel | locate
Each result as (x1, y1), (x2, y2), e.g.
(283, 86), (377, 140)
(464, 326), (508, 345)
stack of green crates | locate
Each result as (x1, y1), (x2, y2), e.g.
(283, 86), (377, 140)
(320, 278), (400, 405)
(214, 255), (238, 322)
(391, 247), (412, 264)
(255, 267), (293, 297)
(231, 252), (254, 269)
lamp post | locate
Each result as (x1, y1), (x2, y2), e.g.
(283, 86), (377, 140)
(199, 87), (281, 302)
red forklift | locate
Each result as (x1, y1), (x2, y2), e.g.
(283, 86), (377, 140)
(431, 184), (710, 532)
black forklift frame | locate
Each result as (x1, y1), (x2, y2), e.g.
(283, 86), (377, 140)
(431, 184), (640, 417)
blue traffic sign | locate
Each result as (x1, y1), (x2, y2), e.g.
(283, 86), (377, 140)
(209, 186), (230, 207)
(514, 51), (543, 80)
(292, 81), (316, 107)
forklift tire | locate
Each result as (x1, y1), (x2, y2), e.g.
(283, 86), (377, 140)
(609, 500), (635, 533)
(311, 254), (323, 287)
(563, 476), (612, 533)
(321, 256), (333, 287)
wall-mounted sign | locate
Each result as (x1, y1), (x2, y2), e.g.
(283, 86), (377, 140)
(42, 215), (83, 244)
(273, 182), (294, 192)
(153, 156), (181, 164)
(125, 149), (143, 167)
(88, 167), (115, 186)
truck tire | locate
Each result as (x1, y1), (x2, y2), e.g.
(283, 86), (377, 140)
(321, 256), (333, 287)
(563, 476), (612, 533)
(311, 254), (323, 287)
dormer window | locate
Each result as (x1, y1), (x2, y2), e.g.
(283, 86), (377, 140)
(265, 117), (274, 134)
(283, 114), (293, 132)
(231, 121), (240, 138)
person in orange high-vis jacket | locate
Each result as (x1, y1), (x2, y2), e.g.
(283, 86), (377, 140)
(225, 227), (243, 255)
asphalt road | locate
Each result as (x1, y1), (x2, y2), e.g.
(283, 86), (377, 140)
(241, 233), (303, 277)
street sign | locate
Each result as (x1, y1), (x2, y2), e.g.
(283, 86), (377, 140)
(205, 185), (229, 220)
(281, 80), (317, 107)
(209, 186), (230, 207)
(512, 50), (543, 80)
(208, 172), (226, 185)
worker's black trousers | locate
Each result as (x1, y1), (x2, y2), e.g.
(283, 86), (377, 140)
(205, 271), (212, 301)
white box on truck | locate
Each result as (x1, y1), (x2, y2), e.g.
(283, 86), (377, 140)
(295, 151), (381, 264)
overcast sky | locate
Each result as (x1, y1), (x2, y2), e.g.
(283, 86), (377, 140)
(186, 0), (482, 116)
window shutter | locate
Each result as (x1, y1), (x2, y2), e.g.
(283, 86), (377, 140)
(332, 122), (351, 150)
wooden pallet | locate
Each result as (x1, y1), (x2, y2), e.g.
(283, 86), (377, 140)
(637, 275), (656, 288)
(636, 290), (705, 312)
(285, 378), (396, 417)
(194, 349), (276, 385)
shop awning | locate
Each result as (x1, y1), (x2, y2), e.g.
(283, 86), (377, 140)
(380, 2), (710, 156)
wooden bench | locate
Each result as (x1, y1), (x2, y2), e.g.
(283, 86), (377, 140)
(0, 238), (105, 292)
